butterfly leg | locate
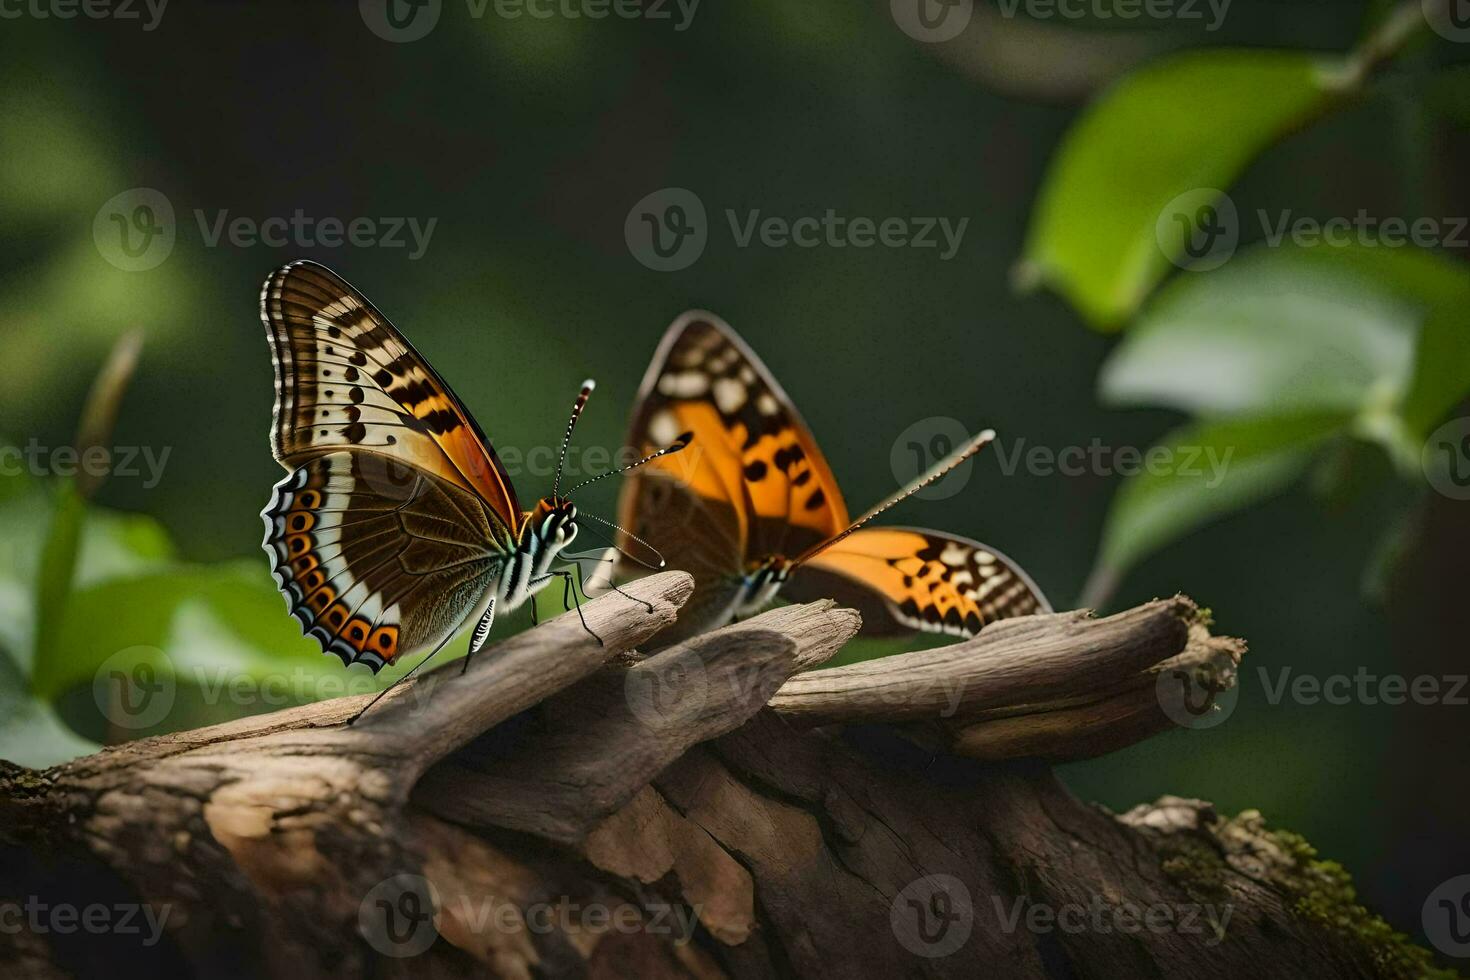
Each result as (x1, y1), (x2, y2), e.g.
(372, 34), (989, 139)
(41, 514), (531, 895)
(347, 625), (460, 726)
(552, 569), (603, 646)
(526, 572), (561, 627)
(460, 597), (496, 676)
(560, 549), (655, 613)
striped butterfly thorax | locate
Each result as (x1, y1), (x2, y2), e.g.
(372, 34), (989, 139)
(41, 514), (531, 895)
(260, 261), (581, 672)
(615, 312), (1051, 646)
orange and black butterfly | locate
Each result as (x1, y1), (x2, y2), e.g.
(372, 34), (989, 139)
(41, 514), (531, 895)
(613, 312), (1050, 646)
(259, 261), (683, 677)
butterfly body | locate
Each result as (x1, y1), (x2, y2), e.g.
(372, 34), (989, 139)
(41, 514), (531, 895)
(495, 497), (579, 610)
(722, 556), (790, 623)
(617, 312), (1050, 644)
(260, 261), (586, 673)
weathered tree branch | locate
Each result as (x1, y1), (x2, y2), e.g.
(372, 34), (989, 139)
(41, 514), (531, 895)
(0, 581), (1442, 979)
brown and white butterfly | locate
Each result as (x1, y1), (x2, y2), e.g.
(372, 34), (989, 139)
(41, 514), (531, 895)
(259, 261), (680, 677)
(613, 312), (1050, 645)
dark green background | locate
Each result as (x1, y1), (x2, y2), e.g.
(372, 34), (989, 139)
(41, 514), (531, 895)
(2, 0), (1466, 958)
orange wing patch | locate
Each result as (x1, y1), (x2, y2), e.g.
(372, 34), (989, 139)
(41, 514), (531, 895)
(793, 527), (1052, 637)
(625, 313), (847, 564)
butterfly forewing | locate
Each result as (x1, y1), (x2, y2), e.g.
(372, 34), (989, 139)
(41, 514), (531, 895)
(618, 312), (854, 638)
(261, 261), (522, 671)
(263, 259), (521, 537)
(624, 313), (849, 560)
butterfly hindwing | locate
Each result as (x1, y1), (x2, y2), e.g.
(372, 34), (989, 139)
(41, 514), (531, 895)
(616, 465), (748, 644)
(785, 527), (1052, 637)
(262, 451), (504, 671)
(262, 259), (521, 538)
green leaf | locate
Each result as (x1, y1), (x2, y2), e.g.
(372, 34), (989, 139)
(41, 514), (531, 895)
(30, 483), (85, 688)
(1099, 245), (1419, 417)
(1250, 245), (1470, 437)
(16, 491), (176, 689)
(1099, 244), (1470, 477)
(1018, 50), (1335, 328)
(1389, 261), (1470, 438)
(37, 560), (329, 705)
(0, 645), (98, 768)
(1092, 411), (1351, 587)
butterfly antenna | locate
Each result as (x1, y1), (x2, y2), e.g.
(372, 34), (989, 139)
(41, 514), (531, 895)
(576, 511), (667, 571)
(552, 378), (597, 500)
(792, 428), (997, 568)
(566, 432), (693, 495)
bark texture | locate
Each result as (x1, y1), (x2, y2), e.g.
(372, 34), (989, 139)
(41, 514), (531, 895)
(0, 572), (1442, 979)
